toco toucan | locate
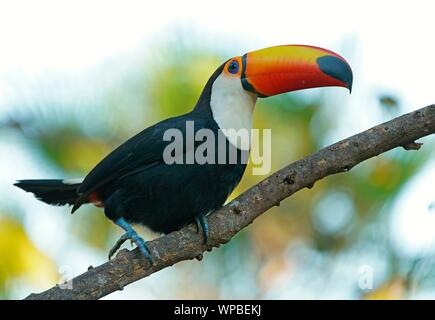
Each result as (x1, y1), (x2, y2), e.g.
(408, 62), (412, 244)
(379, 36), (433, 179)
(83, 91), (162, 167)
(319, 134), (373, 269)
(14, 45), (353, 262)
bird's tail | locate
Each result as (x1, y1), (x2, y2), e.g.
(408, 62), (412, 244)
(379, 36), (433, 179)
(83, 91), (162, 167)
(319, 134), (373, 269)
(14, 179), (83, 206)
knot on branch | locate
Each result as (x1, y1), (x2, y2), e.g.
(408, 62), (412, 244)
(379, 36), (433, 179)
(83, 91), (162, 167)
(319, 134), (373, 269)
(402, 141), (423, 150)
(282, 171), (296, 185)
(229, 200), (242, 215)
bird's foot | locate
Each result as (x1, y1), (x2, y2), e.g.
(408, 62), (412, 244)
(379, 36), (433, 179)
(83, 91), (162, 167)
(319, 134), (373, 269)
(128, 230), (153, 264)
(195, 214), (209, 245)
(113, 217), (153, 264)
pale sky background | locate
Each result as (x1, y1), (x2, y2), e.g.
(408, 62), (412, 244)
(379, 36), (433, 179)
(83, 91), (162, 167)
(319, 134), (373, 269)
(0, 0), (435, 298)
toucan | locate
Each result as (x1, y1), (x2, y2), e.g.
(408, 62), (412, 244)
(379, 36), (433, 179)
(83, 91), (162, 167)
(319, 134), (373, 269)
(14, 45), (353, 262)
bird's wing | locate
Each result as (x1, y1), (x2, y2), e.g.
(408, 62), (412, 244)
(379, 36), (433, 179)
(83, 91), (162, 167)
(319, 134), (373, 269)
(73, 113), (201, 212)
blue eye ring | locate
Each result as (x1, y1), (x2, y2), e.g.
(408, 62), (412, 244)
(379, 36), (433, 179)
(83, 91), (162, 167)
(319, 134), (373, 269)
(228, 60), (239, 74)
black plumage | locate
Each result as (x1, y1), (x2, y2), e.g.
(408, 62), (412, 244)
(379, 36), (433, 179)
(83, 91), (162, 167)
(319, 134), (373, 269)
(13, 179), (80, 206)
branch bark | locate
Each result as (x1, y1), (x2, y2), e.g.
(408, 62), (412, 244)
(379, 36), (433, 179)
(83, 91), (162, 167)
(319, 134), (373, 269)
(25, 104), (435, 300)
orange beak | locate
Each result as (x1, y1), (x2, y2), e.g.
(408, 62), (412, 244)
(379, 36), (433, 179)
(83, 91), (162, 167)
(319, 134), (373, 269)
(241, 45), (353, 97)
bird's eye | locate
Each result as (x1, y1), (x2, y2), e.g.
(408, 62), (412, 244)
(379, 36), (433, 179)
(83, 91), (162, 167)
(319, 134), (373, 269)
(228, 60), (239, 74)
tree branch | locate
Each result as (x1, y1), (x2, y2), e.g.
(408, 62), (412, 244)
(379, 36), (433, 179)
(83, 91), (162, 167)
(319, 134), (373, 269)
(25, 104), (435, 300)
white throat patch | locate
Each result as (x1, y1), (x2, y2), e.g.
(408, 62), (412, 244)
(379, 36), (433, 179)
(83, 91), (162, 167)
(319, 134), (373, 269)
(210, 74), (257, 150)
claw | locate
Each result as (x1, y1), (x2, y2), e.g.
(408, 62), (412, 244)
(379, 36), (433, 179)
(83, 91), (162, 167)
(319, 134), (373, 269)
(108, 233), (130, 260)
(130, 231), (153, 263)
(195, 214), (209, 245)
(113, 217), (153, 264)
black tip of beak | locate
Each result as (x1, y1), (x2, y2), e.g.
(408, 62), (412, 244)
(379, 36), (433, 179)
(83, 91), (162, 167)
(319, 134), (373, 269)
(317, 55), (353, 93)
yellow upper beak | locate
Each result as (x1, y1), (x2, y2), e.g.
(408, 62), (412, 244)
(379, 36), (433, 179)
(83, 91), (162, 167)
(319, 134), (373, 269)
(241, 45), (353, 97)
